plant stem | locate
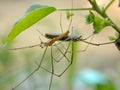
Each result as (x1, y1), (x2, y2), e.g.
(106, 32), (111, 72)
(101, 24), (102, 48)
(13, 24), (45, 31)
(88, 0), (120, 33)
(67, 42), (78, 90)
(57, 0), (120, 33)
(57, 8), (93, 11)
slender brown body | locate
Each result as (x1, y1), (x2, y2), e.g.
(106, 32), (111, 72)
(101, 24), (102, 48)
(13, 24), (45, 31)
(45, 30), (69, 46)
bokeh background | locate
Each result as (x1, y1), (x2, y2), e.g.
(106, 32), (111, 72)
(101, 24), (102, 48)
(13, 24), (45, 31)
(0, 0), (120, 90)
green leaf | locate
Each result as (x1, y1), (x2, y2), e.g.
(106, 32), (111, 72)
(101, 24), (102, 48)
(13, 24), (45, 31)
(108, 36), (116, 41)
(86, 11), (95, 24)
(95, 82), (116, 90)
(93, 17), (111, 33)
(108, 32), (119, 41)
(7, 4), (56, 43)
(115, 32), (119, 38)
(66, 11), (74, 20)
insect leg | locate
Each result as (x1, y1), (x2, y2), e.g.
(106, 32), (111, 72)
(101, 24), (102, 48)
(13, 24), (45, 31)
(83, 32), (95, 40)
(48, 42), (73, 77)
(11, 46), (48, 90)
(45, 42), (72, 77)
(79, 34), (95, 52)
(55, 42), (70, 62)
(48, 46), (54, 90)
(36, 29), (46, 38)
(55, 41), (73, 77)
(60, 12), (63, 33)
(35, 42), (72, 77)
(9, 44), (42, 50)
(81, 40), (115, 46)
(51, 42), (71, 62)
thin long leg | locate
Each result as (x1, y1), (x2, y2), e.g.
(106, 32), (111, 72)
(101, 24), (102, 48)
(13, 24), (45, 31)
(36, 29), (46, 38)
(79, 34), (94, 52)
(56, 41), (73, 77)
(59, 0), (73, 33)
(11, 46), (48, 90)
(50, 41), (72, 77)
(55, 43), (70, 62)
(69, 32), (95, 53)
(51, 42), (65, 62)
(66, 40), (115, 53)
(52, 42), (71, 62)
(37, 57), (73, 77)
(60, 12), (63, 33)
(67, 0), (73, 31)
(9, 44), (41, 50)
(35, 62), (59, 77)
(35, 42), (72, 77)
(49, 46), (54, 90)
(83, 32), (95, 40)
(81, 40), (115, 46)
(57, 42), (67, 51)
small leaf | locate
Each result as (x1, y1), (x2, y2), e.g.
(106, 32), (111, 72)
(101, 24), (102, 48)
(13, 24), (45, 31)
(93, 17), (104, 33)
(115, 32), (119, 38)
(86, 11), (95, 24)
(7, 4), (56, 43)
(93, 17), (111, 33)
(108, 36), (116, 41)
(66, 11), (74, 20)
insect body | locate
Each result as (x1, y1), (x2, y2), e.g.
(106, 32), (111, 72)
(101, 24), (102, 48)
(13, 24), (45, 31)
(45, 33), (82, 41)
(45, 32), (120, 53)
(46, 30), (69, 46)
(45, 32), (115, 45)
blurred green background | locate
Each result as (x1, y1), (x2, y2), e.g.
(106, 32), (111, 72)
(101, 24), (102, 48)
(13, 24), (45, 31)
(0, 0), (120, 90)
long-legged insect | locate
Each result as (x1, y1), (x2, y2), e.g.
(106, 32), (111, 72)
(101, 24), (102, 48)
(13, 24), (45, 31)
(10, 1), (118, 90)
(11, 30), (72, 90)
(11, 1), (74, 90)
(10, 27), (116, 90)
(45, 32), (115, 52)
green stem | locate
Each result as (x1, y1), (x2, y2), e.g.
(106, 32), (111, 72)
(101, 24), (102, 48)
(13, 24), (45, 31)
(58, 0), (120, 33)
(67, 42), (78, 90)
(104, 0), (115, 12)
(57, 0), (120, 33)
(107, 16), (120, 33)
(88, 0), (120, 33)
(57, 8), (93, 11)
